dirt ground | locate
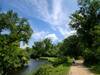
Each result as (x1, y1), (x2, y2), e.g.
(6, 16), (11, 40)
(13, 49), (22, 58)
(68, 60), (94, 75)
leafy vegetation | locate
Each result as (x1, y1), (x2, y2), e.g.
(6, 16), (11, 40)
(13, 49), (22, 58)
(34, 57), (71, 75)
(60, 35), (83, 59)
(0, 10), (33, 75)
(31, 38), (60, 58)
(34, 64), (70, 75)
(70, 0), (100, 64)
(40, 57), (68, 66)
(85, 63), (100, 75)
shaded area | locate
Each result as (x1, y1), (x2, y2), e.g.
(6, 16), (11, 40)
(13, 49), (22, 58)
(86, 64), (100, 75)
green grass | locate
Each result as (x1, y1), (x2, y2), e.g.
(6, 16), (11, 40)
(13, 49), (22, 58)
(86, 64), (100, 75)
(48, 63), (70, 75)
(34, 57), (71, 75)
(91, 64), (100, 75)
(34, 63), (70, 75)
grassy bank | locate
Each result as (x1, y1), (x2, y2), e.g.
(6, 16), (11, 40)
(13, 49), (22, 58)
(34, 57), (71, 75)
(90, 64), (100, 75)
(86, 64), (100, 75)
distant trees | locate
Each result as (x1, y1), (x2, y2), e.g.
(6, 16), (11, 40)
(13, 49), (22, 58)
(69, 0), (100, 64)
(60, 35), (83, 59)
(31, 35), (83, 59)
(31, 38), (60, 58)
(0, 11), (33, 75)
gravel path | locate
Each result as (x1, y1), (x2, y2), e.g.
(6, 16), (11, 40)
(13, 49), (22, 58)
(68, 60), (94, 75)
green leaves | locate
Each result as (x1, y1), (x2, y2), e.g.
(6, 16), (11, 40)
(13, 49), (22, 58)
(70, 0), (100, 47)
(60, 35), (83, 58)
(70, 0), (100, 64)
(0, 10), (33, 75)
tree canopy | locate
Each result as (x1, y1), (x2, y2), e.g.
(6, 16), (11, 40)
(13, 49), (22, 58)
(69, 0), (100, 64)
(60, 35), (83, 58)
(0, 10), (33, 75)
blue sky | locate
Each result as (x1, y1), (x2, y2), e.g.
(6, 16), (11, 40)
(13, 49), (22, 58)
(0, 0), (78, 47)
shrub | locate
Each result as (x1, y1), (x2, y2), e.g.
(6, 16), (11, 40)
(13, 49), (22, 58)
(35, 64), (54, 75)
(47, 57), (68, 66)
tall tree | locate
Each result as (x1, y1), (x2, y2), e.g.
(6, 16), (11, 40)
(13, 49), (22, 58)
(0, 10), (33, 75)
(69, 0), (100, 63)
(60, 35), (83, 58)
(31, 38), (53, 58)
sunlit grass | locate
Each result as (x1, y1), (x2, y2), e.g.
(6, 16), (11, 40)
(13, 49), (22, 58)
(34, 57), (71, 75)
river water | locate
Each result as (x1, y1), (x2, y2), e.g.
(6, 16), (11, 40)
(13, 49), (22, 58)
(9, 59), (46, 75)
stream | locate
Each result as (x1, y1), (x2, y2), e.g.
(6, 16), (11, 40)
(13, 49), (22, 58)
(9, 59), (46, 75)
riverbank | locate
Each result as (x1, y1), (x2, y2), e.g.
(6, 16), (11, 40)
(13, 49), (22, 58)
(34, 57), (71, 75)
(8, 59), (46, 75)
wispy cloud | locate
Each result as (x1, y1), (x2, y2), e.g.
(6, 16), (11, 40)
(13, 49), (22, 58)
(31, 30), (58, 43)
(31, 31), (49, 41)
(26, 0), (75, 37)
(2, 0), (78, 46)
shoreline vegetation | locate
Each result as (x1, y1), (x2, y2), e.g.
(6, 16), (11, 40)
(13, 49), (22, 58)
(33, 57), (71, 75)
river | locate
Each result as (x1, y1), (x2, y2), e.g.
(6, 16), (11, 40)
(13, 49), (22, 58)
(9, 59), (46, 75)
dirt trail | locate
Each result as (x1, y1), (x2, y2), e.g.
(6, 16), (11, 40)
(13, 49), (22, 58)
(68, 60), (94, 75)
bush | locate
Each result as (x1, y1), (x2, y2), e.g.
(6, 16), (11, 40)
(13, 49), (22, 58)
(35, 64), (54, 75)
(39, 57), (68, 67)
(46, 57), (68, 66)
(83, 48), (100, 64)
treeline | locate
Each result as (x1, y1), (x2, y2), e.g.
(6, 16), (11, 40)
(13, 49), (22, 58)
(31, 38), (60, 58)
(30, 35), (83, 59)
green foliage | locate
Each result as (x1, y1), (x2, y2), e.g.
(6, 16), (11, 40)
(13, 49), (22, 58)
(91, 64), (100, 75)
(70, 0), (100, 48)
(35, 64), (54, 75)
(31, 38), (60, 58)
(31, 41), (46, 58)
(60, 35), (83, 59)
(47, 57), (68, 66)
(86, 63), (100, 75)
(34, 60), (71, 75)
(0, 10), (33, 75)
(70, 0), (100, 64)
(83, 48), (98, 64)
(40, 57), (68, 67)
(26, 47), (33, 56)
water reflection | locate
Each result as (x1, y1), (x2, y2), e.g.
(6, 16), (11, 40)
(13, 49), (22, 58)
(9, 59), (45, 75)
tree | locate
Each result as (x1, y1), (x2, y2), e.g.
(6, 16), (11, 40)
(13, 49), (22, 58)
(60, 35), (83, 59)
(31, 38), (54, 58)
(31, 41), (45, 58)
(69, 0), (100, 63)
(0, 10), (33, 75)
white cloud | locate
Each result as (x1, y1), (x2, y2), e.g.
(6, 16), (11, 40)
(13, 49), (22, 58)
(64, 30), (76, 38)
(21, 0), (71, 36)
(31, 31), (58, 43)
(27, 0), (76, 41)
(32, 31), (49, 41)
(32, 0), (72, 36)
(4, 0), (77, 43)
(45, 33), (58, 42)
